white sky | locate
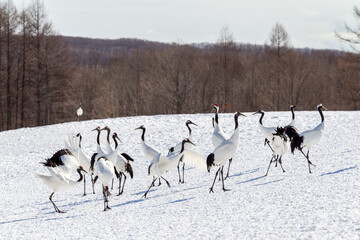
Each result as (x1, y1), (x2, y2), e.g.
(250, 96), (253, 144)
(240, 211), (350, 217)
(12, 0), (359, 50)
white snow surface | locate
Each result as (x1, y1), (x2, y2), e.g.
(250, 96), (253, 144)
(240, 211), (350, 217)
(0, 111), (359, 239)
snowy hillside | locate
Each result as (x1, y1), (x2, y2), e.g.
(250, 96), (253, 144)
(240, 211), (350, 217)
(0, 110), (359, 239)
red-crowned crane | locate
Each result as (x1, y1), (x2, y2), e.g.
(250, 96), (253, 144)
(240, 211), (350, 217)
(207, 112), (246, 193)
(168, 120), (198, 183)
(289, 104), (327, 173)
(36, 149), (87, 213)
(142, 138), (206, 198)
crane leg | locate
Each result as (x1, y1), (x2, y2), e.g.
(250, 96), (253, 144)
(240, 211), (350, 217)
(177, 161), (181, 183)
(116, 174), (123, 196)
(224, 158), (232, 180)
(221, 166), (230, 192)
(300, 149), (315, 173)
(91, 175), (97, 194)
(102, 185), (111, 211)
(161, 177), (171, 187)
(267, 141), (274, 152)
(49, 192), (65, 213)
(209, 168), (220, 193)
(278, 156), (285, 173)
(83, 174), (86, 196)
(265, 156), (275, 176)
(143, 178), (157, 198)
(120, 173), (127, 195)
(182, 163), (185, 184)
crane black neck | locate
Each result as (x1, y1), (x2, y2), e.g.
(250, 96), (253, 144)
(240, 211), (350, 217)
(96, 129), (101, 145)
(105, 128), (111, 144)
(113, 135), (119, 149)
(140, 127), (145, 141)
(76, 168), (84, 182)
(214, 108), (219, 124)
(318, 106), (324, 122)
(234, 114), (240, 129)
(291, 107), (295, 120)
(79, 135), (82, 148)
(186, 122), (192, 135)
(180, 140), (188, 153)
(258, 111), (265, 125)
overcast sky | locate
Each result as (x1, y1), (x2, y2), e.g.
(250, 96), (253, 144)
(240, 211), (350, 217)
(12, 0), (359, 50)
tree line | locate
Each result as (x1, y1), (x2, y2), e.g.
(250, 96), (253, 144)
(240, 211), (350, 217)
(0, 0), (73, 131)
(0, 1), (359, 131)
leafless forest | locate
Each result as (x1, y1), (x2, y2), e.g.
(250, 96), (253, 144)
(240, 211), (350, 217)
(0, 1), (359, 131)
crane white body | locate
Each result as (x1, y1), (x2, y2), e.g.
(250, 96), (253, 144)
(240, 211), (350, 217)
(212, 126), (240, 167)
(299, 121), (324, 150)
(143, 139), (206, 198)
(150, 148), (206, 178)
(135, 125), (161, 161)
(92, 156), (116, 211)
(77, 103), (83, 121)
(272, 134), (288, 157)
(290, 104), (327, 173)
(65, 134), (91, 171)
(207, 112), (246, 192)
(93, 157), (116, 187)
(36, 150), (86, 213)
(265, 127), (289, 176)
(37, 167), (80, 193)
(212, 104), (229, 148)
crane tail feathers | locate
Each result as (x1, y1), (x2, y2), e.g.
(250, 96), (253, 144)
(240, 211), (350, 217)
(121, 153), (134, 162)
(206, 153), (215, 172)
(291, 135), (303, 153)
(126, 162), (134, 178)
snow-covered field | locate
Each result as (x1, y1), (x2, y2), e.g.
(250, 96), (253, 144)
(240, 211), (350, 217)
(0, 110), (359, 239)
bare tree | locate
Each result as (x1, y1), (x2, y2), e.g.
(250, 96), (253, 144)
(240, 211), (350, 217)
(335, 5), (360, 99)
(266, 22), (291, 110)
(216, 25), (238, 111)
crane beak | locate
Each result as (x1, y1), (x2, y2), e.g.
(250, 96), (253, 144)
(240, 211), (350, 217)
(115, 135), (121, 142)
(134, 126), (141, 130)
(240, 113), (247, 117)
(188, 140), (195, 146)
(78, 166), (88, 173)
(322, 106), (328, 110)
(191, 122), (198, 126)
(252, 112), (259, 115)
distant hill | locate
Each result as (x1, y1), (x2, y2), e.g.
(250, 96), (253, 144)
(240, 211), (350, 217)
(61, 36), (169, 65)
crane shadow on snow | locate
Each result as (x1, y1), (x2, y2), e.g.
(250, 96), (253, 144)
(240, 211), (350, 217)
(133, 185), (203, 198)
(253, 178), (283, 186)
(0, 217), (39, 225)
(112, 199), (144, 208)
(236, 175), (266, 185)
(167, 197), (195, 204)
(320, 166), (357, 176)
(133, 188), (157, 196)
(231, 168), (260, 178)
(44, 214), (83, 222)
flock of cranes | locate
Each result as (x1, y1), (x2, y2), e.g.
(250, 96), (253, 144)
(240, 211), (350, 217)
(36, 103), (326, 213)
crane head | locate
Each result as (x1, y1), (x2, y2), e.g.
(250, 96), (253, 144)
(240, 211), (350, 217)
(186, 120), (198, 126)
(134, 125), (145, 130)
(317, 103), (328, 110)
(252, 110), (264, 115)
